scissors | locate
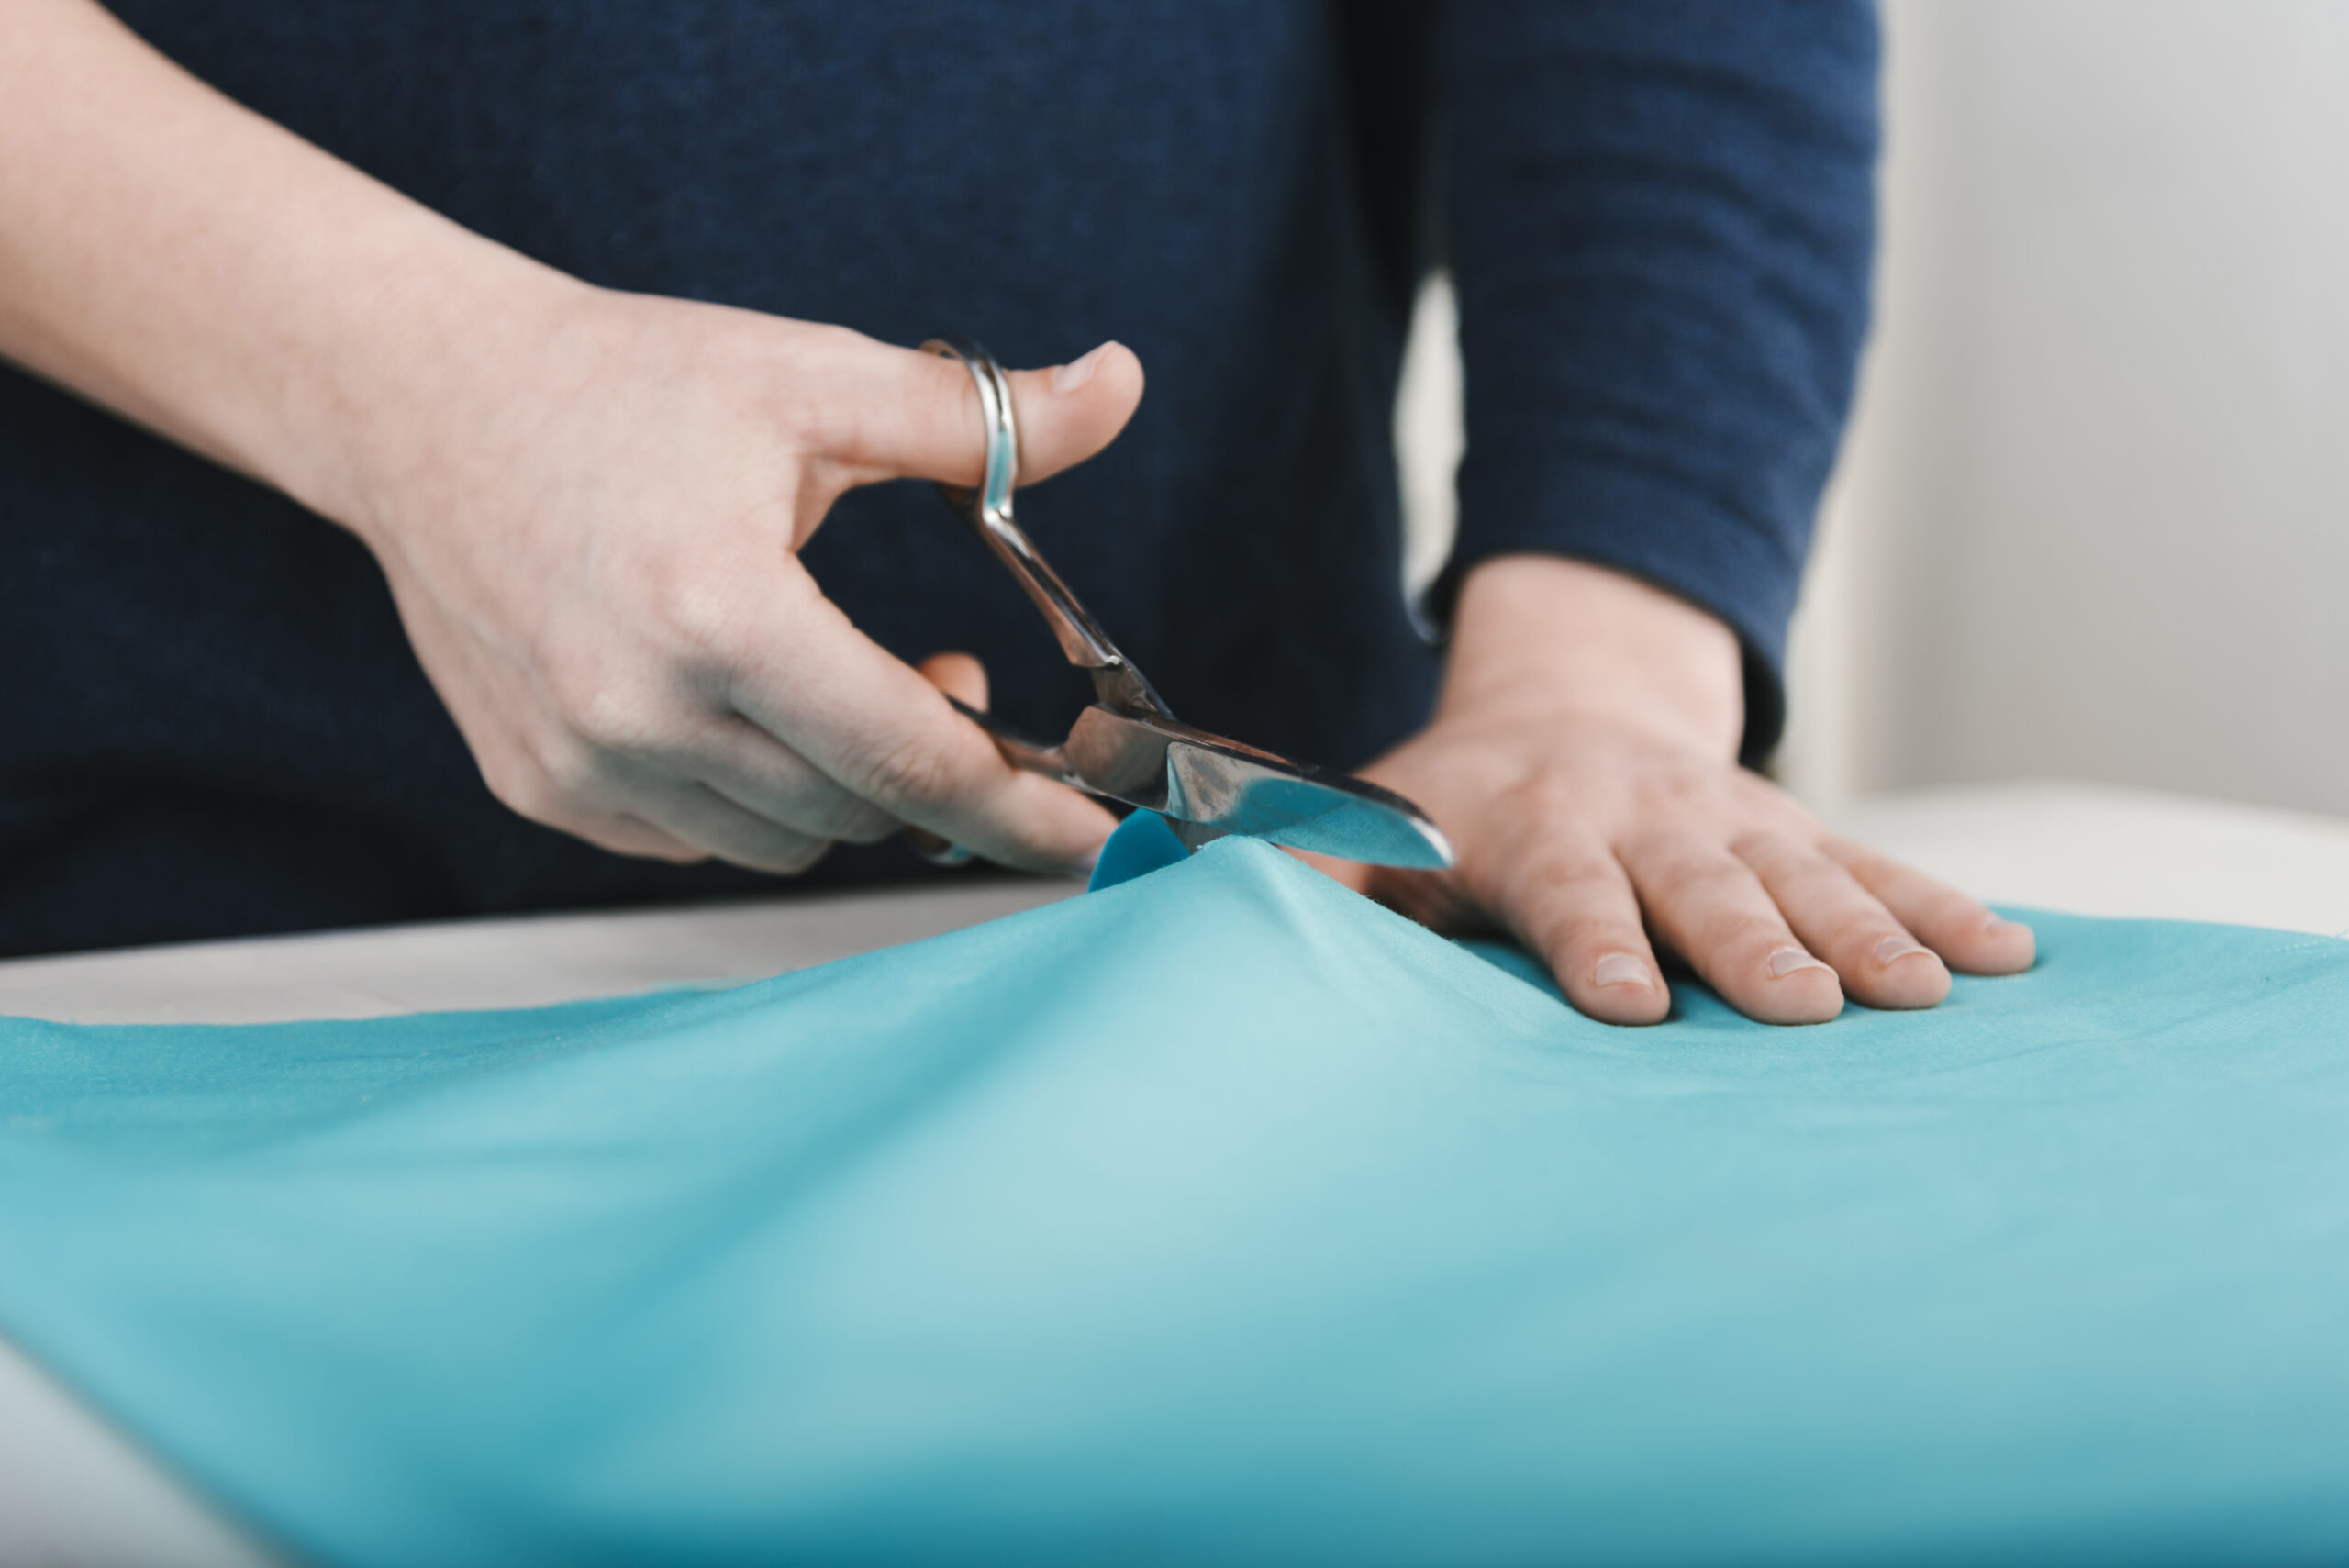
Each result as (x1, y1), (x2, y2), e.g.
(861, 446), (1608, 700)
(906, 337), (1454, 872)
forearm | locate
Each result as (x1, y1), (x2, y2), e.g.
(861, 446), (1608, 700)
(0, 0), (563, 522)
(1443, 555), (1743, 762)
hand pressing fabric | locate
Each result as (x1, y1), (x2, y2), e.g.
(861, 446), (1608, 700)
(1312, 557), (2035, 1026)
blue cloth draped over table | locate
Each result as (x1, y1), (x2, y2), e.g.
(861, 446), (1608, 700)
(1, 828), (2346, 1565)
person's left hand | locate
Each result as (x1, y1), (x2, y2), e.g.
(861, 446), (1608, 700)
(1308, 556), (2035, 1025)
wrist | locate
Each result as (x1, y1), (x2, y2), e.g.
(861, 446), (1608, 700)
(1442, 555), (1744, 760)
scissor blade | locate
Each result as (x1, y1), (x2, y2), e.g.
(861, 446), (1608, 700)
(1062, 705), (1453, 870)
(1163, 741), (1453, 868)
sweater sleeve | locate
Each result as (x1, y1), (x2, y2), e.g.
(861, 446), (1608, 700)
(1435, 0), (1879, 762)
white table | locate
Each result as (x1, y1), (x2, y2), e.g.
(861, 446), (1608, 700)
(5, 781), (2345, 1566)
(1821, 780), (2349, 940)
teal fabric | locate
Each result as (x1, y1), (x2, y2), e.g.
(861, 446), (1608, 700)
(2, 831), (2347, 1566)
(1085, 804), (1195, 891)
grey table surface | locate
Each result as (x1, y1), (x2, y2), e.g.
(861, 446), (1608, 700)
(5, 781), (2346, 1567)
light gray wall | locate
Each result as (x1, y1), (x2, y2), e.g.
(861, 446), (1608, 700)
(1788, 0), (2349, 815)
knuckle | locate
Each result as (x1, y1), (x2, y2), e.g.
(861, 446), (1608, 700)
(756, 838), (831, 877)
(647, 569), (751, 662)
(1707, 910), (1796, 962)
(1828, 909), (1901, 957)
(1511, 829), (1613, 889)
(590, 819), (699, 863)
(829, 803), (903, 845)
(538, 651), (667, 756)
(788, 783), (890, 842)
(1629, 840), (1732, 904)
(1909, 873), (1978, 915)
(846, 728), (965, 815)
(1496, 862), (1639, 954)
(1728, 828), (1800, 872)
(1828, 839), (1922, 900)
(567, 684), (654, 755)
(1531, 906), (1641, 963)
(1504, 773), (1586, 827)
(1509, 863), (1613, 935)
(1820, 832), (1888, 869)
(1626, 767), (1709, 817)
(529, 725), (608, 804)
(481, 737), (592, 825)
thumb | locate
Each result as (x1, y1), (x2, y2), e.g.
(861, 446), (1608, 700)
(818, 334), (1145, 492)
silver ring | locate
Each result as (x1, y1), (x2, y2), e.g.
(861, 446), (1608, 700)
(920, 337), (1018, 521)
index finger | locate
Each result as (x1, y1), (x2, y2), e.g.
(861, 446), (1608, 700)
(729, 568), (1115, 873)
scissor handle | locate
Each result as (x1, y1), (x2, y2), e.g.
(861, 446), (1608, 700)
(944, 695), (1082, 789)
(901, 697), (1087, 867)
(922, 339), (1163, 717)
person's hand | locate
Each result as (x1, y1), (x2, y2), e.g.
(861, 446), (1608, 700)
(331, 283), (1141, 876)
(0, 1), (1136, 880)
(1314, 556), (2034, 1025)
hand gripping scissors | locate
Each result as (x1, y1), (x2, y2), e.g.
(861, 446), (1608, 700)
(907, 337), (1454, 871)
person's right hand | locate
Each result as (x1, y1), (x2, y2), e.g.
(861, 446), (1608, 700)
(2, 1), (1141, 881)
(335, 285), (1142, 876)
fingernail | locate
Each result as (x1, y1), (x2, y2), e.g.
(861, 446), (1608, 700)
(1982, 914), (2023, 935)
(1767, 945), (1832, 980)
(1067, 845), (1102, 881)
(1593, 952), (1652, 990)
(1051, 342), (1114, 394)
(1872, 934), (1930, 968)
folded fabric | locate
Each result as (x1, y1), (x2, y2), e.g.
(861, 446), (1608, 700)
(1, 826), (2345, 1566)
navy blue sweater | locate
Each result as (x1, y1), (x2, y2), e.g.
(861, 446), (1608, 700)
(0, 2), (1877, 956)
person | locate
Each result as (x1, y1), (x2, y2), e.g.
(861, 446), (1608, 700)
(0, 0), (2032, 1024)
